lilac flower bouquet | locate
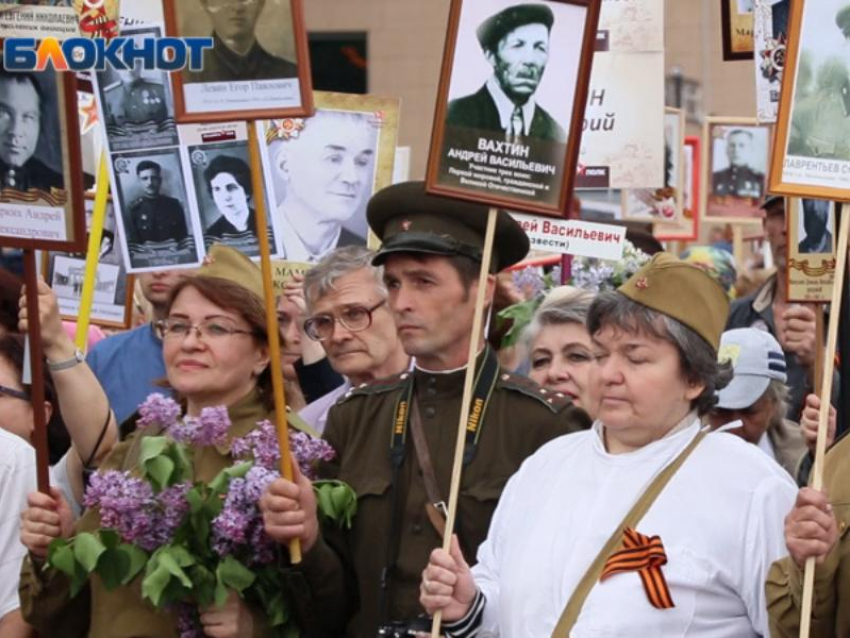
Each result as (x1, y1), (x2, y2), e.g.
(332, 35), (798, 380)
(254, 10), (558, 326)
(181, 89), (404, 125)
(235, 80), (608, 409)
(47, 395), (357, 636)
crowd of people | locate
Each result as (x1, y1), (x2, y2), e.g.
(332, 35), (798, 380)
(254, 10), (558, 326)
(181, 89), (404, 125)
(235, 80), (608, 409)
(0, 181), (845, 637)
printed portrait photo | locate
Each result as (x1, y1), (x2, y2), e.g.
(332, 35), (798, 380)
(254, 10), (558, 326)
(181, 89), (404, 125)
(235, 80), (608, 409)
(797, 198), (834, 254)
(187, 141), (275, 258)
(168, 0), (310, 120)
(705, 120), (770, 221)
(264, 109), (380, 262)
(94, 26), (178, 152)
(429, 0), (595, 214)
(112, 149), (199, 271)
(0, 68), (65, 196)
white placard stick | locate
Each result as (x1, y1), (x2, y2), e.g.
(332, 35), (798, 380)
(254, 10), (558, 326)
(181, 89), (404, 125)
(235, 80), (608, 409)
(800, 201), (849, 637)
(431, 207), (497, 638)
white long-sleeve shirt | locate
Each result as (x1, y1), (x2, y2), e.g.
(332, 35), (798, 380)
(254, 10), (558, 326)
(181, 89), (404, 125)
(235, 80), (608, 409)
(467, 420), (796, 637)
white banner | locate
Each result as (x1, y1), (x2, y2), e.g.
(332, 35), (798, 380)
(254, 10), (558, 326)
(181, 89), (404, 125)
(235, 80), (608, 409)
(510, 213), (626, 260)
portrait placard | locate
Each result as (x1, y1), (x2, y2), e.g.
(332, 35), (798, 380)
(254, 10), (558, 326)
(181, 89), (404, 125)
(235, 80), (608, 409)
(112, 147), (201, 271)
(425, 0), (600, 216)
(655, 135), (700, 241)
(181, 120), (277, 259)
(621, 107), (685, 222)
(164, 0), (314, 122)
(0, 53), (85, 252)
(768, 0), (850, 199)
(575, 52), (665, 190)
(721, 0), (755, 61)
(93, 24), (179, 153)
(702, 117), (771, 224)
(257, 91), (400, 263)
(43, 198), (133, 328)
(753, 0), (789, 123)
(787, 197), (836, 302)
(596, 0), (663, 53)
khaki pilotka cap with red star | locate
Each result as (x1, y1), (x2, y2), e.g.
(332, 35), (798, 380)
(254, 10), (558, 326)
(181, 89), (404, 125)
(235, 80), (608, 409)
(617, 252), (730, 350)
(367, 181), (530, 272)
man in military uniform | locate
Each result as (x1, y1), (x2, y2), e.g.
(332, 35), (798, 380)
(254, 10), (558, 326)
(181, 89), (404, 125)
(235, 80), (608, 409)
(127, 160), (189, 244)
(711, 128), (765, 199)
(0, 70), (63, 193)
(446, 4), (566, 143)
(260, 181), (590, 636)
(183, 0), (297, 84)
(104, 61), (168, 126)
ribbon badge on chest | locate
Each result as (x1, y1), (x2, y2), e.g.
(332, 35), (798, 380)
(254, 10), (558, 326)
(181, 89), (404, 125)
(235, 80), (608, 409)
(600, 527), (675, 610)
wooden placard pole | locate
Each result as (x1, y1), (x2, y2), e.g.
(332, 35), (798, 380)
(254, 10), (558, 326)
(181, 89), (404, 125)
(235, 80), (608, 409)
(800, 201), (849, 637)
(23, 250), (50, 493)
(74, 152), (110, 350)
(247, 123), (300, 564)
(732, 224), (745, 267)
(431, 207), (497, 638)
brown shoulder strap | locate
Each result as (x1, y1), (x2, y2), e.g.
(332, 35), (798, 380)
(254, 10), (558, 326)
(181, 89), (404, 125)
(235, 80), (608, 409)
(410, 399), (447, 539)
(550, 429), (708, 638)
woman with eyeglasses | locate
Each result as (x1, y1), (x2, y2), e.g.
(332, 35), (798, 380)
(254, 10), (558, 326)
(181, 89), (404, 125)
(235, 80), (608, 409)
(0, 278), (119, 638)
(19, 246), (296, 638)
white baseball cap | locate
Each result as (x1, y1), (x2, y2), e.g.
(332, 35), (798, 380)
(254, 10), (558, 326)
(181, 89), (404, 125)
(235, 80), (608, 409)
(716, 328), (787, 410)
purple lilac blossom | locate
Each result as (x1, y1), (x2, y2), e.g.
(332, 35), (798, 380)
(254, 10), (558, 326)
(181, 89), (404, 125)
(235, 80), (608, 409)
(137, 394), (181, 431)
(168, 406), (231, 447)
(83, 471), (190, 552)
(211, 465), (277, 564)
(231, 420), (335, 479)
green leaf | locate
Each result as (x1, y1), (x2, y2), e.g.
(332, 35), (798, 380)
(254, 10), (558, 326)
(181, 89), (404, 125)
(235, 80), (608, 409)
(216, 554), (255, 594)
(314, 480), (358, 528)
(73, 532), (106, 573)
(97, 548), (124, 590)
(157, 550), (193, 588)
(47, 540), (76, 578)
(144, 455), (175, 491)
(208, 460), (253, 493)
(138, 436), (170, 467)
(118, 544), (148, 585)
(141, 564), (172, 607)
(98, 529), (120, 550)
(214, 577), (229, 607)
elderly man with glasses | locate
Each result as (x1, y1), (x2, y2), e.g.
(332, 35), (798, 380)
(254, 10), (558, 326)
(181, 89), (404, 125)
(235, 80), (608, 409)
(297, 245), (410, 433)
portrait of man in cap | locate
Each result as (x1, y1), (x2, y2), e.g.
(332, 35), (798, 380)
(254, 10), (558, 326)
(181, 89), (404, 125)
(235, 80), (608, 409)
(711, 128), (765, 199)
(445, 2), (566, 143)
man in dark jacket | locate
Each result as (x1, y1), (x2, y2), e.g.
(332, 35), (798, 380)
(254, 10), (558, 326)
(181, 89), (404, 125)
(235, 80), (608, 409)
(260, 182), (590, 636)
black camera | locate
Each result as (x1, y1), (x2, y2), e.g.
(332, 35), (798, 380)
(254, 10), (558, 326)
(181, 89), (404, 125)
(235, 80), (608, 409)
(376, 617), (433, 636)
(376, 622), (417, 637)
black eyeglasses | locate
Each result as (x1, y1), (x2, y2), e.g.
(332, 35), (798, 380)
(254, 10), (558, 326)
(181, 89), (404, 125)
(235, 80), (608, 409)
(0, 384), (29, 401)
(303, 299), (386, 341)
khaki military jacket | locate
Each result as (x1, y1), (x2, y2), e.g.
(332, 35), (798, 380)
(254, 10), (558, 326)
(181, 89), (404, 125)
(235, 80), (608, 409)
(296, 349), (592, 637)
(19, 389), (278, 638)
(766, 432), (850, 637)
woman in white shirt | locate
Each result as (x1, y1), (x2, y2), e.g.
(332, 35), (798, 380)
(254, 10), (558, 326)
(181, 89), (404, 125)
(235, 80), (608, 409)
(421, 253), (797, 637)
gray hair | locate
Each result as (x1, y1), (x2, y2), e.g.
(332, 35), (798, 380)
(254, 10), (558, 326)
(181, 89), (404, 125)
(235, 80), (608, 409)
(761, 378), (790, 429)
(523, 287), (594, 350)
(303, 245), (386, 312)
(587, 291), (733, 416)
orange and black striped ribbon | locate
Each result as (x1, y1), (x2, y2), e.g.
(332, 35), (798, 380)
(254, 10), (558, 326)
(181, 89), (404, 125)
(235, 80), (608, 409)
(599, 527), (675, 610)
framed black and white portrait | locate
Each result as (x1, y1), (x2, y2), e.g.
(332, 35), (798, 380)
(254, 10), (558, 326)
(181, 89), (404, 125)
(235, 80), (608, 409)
(703, 117), (771, 223)
(164, 0), (314, 122)
(257, 91), (400, 263)
(112, 148), (199, 271)
(94, 25), (179, 153)
(425, 0), (600, 216)
(0, 47), (85, 252)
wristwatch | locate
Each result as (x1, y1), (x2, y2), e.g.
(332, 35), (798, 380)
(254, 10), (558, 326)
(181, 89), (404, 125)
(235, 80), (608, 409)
(47, 348), (85, 372)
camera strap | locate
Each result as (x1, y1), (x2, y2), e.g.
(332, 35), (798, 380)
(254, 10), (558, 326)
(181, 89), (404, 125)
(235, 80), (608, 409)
(378, 348), (500, 625)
